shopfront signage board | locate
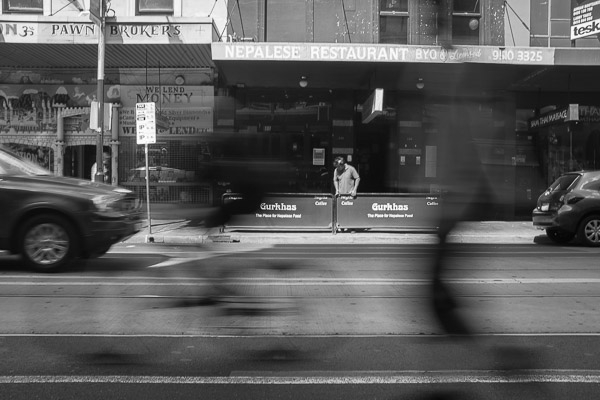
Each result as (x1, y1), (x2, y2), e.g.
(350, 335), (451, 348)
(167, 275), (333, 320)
(223, 194), (334, 231)
(571, 0), (600, 40)
(212, 43), (556, 66)
(0, 19), (213, 45)
(362, 88), (384, 123)
(336, 194), (440, 231)
(528, 104), (579, 130)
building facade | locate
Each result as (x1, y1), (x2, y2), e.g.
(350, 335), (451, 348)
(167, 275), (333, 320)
(211, 0), (600, 219)
(1, 0), (223, 204)
(2, 0), (600, 220)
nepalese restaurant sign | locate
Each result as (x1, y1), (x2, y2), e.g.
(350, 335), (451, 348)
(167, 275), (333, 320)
(211, 43), (556, 65)
(223, 194), (334, 231)
(336, 194), (440, 231)
(0, 20), (212, 44)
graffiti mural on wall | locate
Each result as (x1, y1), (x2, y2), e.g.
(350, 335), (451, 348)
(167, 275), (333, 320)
(0, 84), (108, 134)
(4, 143), (54, 171)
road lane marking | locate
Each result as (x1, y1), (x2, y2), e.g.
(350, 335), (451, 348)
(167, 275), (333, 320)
(2, 278), (600, 286)
(1, 370), (600, 384)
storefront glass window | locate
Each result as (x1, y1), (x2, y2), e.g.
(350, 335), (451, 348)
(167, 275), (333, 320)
(266, 0), (306, 42)
(381, 0), (408, 12)
(530, 0), (598, 47)
(452, 0), (480, 45)
(3, 0), (42, 13)
(379, 0), (408, 44)
(137, 0), (173, 14)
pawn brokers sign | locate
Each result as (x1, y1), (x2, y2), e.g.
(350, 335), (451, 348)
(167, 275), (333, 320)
(136, 102), (157, 145)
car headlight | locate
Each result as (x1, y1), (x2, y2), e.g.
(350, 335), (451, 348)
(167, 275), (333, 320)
(92, 195), (118, 213)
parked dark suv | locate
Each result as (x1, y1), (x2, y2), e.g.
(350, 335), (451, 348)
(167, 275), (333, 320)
(532, 171), (600, 246)
(0, 145), (142, 271)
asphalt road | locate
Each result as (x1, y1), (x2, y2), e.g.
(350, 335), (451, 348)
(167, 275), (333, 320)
(0, 243), (599, 399)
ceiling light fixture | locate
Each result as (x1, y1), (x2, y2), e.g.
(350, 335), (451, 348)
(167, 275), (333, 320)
(416, 78), (425, 90)
(469, 18), (480, 30)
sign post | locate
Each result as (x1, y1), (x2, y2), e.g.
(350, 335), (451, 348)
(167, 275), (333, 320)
(136, 102), (157, 234)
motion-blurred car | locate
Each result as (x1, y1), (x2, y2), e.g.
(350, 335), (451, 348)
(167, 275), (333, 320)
(532, 170), (600, 246)
(0, 145), (142, 271)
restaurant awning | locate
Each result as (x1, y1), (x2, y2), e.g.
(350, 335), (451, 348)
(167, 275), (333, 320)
(0, 43), (213, 69)
(210, 43), (600, 94)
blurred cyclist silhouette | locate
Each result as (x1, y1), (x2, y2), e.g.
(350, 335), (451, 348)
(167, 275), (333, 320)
(180, 134), (297, 308)
(421, 83), (552, 399)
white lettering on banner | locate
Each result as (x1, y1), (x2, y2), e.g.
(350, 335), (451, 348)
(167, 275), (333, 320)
(427, 201), (439, 206)
(490, 49), (544, 63)
(260, 202), (297, 211)
(215, 43), (554, 65)
(530, 109), (568, 129)
(315, 201), (328, 206)
(372, 203), (409, 211)
(367, 213), (414, 218)
(255, 213), (302, 219)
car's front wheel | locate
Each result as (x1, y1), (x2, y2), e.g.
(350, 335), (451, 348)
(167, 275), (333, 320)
(18, 214), (77, 272)
(577, 215), (600, 247)
(545, 228), (575, 244)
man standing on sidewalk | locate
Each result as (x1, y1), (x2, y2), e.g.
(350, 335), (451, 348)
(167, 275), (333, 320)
(333, 156), (360, 197)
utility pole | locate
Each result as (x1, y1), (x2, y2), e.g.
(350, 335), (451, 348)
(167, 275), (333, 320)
(94, 0), (106, 183)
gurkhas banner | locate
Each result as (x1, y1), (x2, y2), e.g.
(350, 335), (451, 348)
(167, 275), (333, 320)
(336, 194), (440, 231)
(118, 85), (214, 138)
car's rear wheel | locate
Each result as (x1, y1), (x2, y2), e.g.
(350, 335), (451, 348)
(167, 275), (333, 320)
(545, 228), (575, 244)
(577, 215), (600, 247)
(18, 214), (77, 272)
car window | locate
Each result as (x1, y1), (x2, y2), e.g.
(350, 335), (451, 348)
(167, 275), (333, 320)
(547, 174), (580, 192)
(580, 175), (600, 191)
(0, 147), (50, 176)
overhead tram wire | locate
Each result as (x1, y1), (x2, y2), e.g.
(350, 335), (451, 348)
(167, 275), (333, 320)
(219, 0), (240, 41)
(236, 0), (245, 39)
(505, 3), (516, 46)
(504, 0), (531, 33)
(208, 0), (220, 18)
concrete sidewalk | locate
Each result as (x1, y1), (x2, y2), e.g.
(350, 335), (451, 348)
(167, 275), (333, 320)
(123, 216), (543, 245)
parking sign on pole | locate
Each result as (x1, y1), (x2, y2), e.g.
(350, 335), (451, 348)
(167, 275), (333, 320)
(136, 102), (157, 145)
(136, 102), (157, 236)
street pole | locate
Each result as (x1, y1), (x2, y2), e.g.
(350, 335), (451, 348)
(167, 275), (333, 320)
(94, 0), (106, 183)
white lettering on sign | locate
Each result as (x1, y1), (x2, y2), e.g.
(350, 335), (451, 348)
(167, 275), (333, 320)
(260, 202), (297, 211)
(372, 203), (409, 211)
(530, 109), (568, 129)
(215, 43), (554, 65)
(227, 44), (302, 60)
(491, 49), (544, 63)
